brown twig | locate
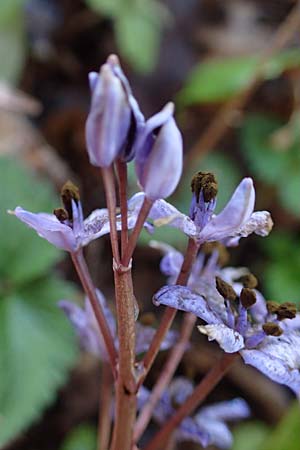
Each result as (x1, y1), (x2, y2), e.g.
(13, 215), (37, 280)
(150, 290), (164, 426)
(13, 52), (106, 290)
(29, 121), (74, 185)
(98, 363), (113, 450)
(186, 1), (300, 165)
(143, 353), (238, 450)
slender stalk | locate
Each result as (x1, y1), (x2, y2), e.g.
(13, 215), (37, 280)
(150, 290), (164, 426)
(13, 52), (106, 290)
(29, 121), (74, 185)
(144, 353), (238, 450)
(71, 250), (117, 377)
(134, 313), (196, 442)
(98, 363), (113, 450)
(116, 160), (129, 257)
(138, 238), (199, 386)
(122, 196), (153, 267)
(101, 166), (120, 264)
(110, 262), (137, 450)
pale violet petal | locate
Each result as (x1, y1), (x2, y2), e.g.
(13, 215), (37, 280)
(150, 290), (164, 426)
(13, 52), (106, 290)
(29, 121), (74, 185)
(198, 324), (245, 353)
(198, 178), (255, 243)
(135, 323), (178, 355)
(193, 418), (233, 449)
(149, 199), (197, 237)
(241, 348), (300, 395)
(168, 377), (194, 405)
(227, 211), (273, 240)
(153, 285), (221, 325)
(176, 417), (210, 447)
(198, 398), (250, 421)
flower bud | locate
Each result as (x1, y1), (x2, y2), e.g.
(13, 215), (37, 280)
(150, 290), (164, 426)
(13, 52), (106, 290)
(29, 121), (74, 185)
(135, 102), (183, 200)
(86, 55), (144, 167)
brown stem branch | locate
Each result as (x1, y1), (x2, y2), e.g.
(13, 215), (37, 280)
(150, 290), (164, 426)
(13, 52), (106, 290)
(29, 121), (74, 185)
(110, 263), (137, 450)
(71, 250), (117, 378)
(98, 363), (113, 450)
(144, 353), (238, 450)
(116, 160), (129, 258)
(137, 238), (199, 387)
(101, 166), (120, 265)
(122, 196), (153, 267)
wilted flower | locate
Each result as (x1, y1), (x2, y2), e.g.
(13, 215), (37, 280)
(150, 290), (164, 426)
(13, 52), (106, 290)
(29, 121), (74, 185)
(59, 289), (177, 360)
(138, 378), (250, 448)
(134, 102), (183, 200)
(153, 277), (300, 395)
(128, 177), (273, 246)
(86, 54), (144, 167)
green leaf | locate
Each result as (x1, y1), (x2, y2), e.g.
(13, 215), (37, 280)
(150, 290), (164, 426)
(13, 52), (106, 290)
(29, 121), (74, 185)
(61, 424), (97, 450)
(258, 402), (300, 450)
(85, 0), (121, 17)
(278, 169), (300, 217)
(0, 158), (63, 285)
(0, 14), (26, 83)
(177, 49), (300, 105)
(232, 422), (269, 450)
(262, 233), (300, 304)
(0, 277), (78, 446)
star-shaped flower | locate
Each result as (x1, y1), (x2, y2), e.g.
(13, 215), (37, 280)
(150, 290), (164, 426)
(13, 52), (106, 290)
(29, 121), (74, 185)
(138, 378), (250, 448)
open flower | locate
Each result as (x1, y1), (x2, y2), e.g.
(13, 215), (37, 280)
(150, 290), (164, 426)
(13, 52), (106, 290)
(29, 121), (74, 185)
(138, 378), (250, 448)
(153, 278), (300, 395)
(59, 289), (177, 360)
(86, 54), (144, 167)
(128, 177), (273, 246)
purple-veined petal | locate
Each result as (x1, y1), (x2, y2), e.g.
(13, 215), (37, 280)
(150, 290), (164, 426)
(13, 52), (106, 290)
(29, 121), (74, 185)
(150, 199), (196, 236)
(197, 178), (255, 243)
(13, 207), (76, 251)
(153, 285), (221, 324)
(198, 324), (244, 353)
(241, 347), (300, 395)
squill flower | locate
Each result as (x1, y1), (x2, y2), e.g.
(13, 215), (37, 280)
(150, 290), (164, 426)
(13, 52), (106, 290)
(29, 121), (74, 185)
(138, 378), (250, 448)
(127, 176), (273, 246)
(134, 102), (183, 200)
(86, 54), (144, 167)
(153, 277), (300, 395)
(59, 289), (177, 360)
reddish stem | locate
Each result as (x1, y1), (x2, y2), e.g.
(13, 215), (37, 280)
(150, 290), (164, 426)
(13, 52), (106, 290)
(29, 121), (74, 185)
(138, 238), (199, 386)
(71, 250), (117, 377)
(98, 363), (113, 450)
(101, 166), (120, 264)
(144, 353), (238, 450)
(122, 196), (153, 267)
(116, 160), (128, 257)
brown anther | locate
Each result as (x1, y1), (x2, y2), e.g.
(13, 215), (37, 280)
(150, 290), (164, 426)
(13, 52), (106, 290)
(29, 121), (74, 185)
(240, 288), (257, 308)
(276, 302), (297, 320)
(191, 172), (218, 203)
(53, 207), (69, 222)
(139, 312), (156, 326)
(215, 277), (237, 301)
(263, 322), (283, 336)
(237, 274), (258, 289)
(266, 301), (280, 314)
(201, 242), (230, 266)
(61, 181), (80, 220)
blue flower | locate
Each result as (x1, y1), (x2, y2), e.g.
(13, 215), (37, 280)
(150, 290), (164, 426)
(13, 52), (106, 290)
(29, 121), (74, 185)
(86, 54), (144, 167)
(59, 290), (177, 360)
(138, 378), (250, 448)
(153, 278), (300, 395)
(134, 102), (183, 200)
(128, 177), (273, 246)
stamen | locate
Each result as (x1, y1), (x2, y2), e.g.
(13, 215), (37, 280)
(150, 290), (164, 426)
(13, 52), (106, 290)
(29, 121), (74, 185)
(266, 301), (280, 314)
(276, 302), (297, 320)
(263, 322), (283, 336)
(240, 288), (256, 309)
(201, 242), (230, 266)
(53, 207), (69, 222)
(191, 172), (218, 203)
(61, 181), (80, 220)
(215, 277), (237, 302)
(237, 274), (258, 289)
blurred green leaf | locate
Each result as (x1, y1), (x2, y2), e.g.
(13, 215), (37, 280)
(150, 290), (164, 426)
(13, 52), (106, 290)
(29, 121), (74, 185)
(178, 49), (300, 105)
(85, 0), (170, 73)
(240, 114), (300, 217)
(232, 422), (269, 450)
(61, 424), (97, 450)
(0, 158), (62, 285)
(263, 232), (300, 304)
(0, 278), (77, 446)
(0, 15), (26, 83)
(258, 402), (300, 450)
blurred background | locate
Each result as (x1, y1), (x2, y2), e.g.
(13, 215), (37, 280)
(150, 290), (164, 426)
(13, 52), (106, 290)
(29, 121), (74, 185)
(0, 0), (300, 449)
